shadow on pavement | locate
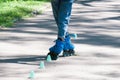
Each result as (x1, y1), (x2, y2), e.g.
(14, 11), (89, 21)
(75, 0), (105, 6)
(72, 0), (120, 48)
(0, 55), (46, 65)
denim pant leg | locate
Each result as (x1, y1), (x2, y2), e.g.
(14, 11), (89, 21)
(51, 0), (74, 39)
(51, 0), (59, 26)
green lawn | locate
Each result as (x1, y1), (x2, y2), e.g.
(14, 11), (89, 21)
(0, 1), (49, 27)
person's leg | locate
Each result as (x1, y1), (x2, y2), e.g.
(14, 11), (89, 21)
(47, 0), (64, 60)
(51, 0), (74, 39)
(51, 0), (60, 26)
(58, 0), (75, 56)
(57, 0), (74, 39)
(47, 0), (74, 60)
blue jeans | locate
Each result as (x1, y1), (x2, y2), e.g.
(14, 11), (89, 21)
(51, 0), (74, 39)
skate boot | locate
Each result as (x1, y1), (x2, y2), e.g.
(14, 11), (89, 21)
(63, 35), (75, 57)
(47, 39), (64, 60)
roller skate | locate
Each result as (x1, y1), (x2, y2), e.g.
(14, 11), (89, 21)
(47, 38), (64, 60)
(63, 35), (75, 57)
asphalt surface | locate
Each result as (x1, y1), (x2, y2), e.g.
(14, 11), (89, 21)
(0, 0), (120, 80)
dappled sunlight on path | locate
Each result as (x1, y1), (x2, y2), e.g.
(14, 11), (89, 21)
(0, 0), (120, 80)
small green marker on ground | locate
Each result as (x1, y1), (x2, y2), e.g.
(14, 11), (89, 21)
(29, 70), (35, 79)
(46, 55), (52, 62)
(39, 61), (45, 69)
(70, 33), (77, 39)
(73, 33), (77, 39)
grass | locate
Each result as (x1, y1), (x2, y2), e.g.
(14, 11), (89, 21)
(0, 1), (49, 27)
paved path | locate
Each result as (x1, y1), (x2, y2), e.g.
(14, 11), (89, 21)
(0, 0), (120, 80)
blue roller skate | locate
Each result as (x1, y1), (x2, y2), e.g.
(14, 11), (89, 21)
(63, 35), (75, 57)
(47, 39), (64, 60)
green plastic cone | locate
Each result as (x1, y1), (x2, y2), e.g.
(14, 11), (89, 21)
(39, 61), (45, 69)
(46, 55), (52, 62)
(70, 33), (77, 39)
(73, 33), (77, 39)
(29, 70), (35, 79)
